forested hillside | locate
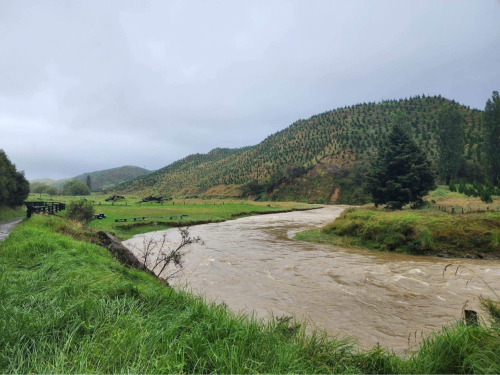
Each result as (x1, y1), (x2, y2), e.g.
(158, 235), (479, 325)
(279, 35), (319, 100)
(34, 166), (152, 192)
(116, 95), (484, 201)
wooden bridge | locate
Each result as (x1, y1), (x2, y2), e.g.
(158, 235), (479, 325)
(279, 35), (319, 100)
(25, 202), (66, 218)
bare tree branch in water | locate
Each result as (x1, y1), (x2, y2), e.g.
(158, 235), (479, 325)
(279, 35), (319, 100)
(131, 227), (203, 284)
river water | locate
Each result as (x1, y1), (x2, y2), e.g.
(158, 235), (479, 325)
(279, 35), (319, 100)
(123, 206), (500, 351)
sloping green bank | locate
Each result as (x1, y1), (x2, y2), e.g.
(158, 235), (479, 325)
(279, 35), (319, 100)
(1, 216), (500, 373)
(0, 206), (24, 221)
(296, 208), (500, 258)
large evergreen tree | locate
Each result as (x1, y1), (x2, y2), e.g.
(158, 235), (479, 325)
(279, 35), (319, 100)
(365, 115), (436, 209)
(437, 104), (464, 185)
(483, 91), (500, 185)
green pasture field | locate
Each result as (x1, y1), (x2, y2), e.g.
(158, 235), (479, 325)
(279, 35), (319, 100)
(425, 186), (500, 211)
(25, 193), (316, 239)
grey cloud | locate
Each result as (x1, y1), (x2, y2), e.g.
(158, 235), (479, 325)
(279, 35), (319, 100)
(1, 0), (499, 179)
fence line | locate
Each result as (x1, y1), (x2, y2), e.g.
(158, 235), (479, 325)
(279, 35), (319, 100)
(25, 202), (66, 218)
(432, 205), (500, 213)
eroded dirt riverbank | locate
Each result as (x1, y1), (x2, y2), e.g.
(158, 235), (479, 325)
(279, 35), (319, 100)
(123, 206), (500, 351)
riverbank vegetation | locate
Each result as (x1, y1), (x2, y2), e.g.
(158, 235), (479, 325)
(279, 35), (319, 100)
(1, 215), (500, 373)
(296, 187), (500, 258)
(296, 207), (500, 258)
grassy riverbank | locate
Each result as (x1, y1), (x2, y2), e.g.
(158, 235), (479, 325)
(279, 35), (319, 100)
(26, 193), (315, 239)
(0, 206), (24, 221)
(1, 215), (500, 373)
(296, 207), (500, 258)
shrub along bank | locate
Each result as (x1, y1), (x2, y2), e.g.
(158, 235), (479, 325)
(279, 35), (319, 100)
(296, 207), (500, 258)
(1, 215), (500, 373)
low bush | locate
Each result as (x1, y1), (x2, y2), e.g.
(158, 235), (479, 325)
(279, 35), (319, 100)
(66, 199), (95, 223)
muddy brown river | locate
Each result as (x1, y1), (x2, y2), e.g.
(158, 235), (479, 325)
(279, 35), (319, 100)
(124, 206), (500, 351)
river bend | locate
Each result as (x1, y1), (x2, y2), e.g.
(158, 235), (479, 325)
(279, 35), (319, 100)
(123, 206), (500, 350)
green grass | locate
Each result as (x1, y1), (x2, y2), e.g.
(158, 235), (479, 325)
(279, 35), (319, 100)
(425, 186), (500, 211)
(0, 206), (24, 222)
(26, 193), (316, 239)
(2, 215), (500, 373)
(296, 207), (500, 257)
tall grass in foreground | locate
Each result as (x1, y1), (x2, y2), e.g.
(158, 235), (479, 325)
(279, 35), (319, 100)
(1, 216), (499, 373)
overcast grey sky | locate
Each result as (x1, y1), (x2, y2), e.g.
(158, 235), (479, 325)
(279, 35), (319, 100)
(1, 0), (499, 180)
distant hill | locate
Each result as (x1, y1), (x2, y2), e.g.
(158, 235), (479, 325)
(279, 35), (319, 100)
(33, 166), (153, 191)
(31, 177), (71, 186)
(115, 95), (484, 202)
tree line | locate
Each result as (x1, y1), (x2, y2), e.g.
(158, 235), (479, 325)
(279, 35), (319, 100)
(0, 150), (30, 208)
(31, 178), (92, 197)
(365, 91), (500, 208)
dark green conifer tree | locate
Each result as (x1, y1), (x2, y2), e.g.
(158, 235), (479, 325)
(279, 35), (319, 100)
(483, 91), (500, 185)
(437, 104), (464, 185)
(365, 115), (437, 209)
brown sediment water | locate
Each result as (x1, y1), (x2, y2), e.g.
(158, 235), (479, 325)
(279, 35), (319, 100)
(123, 206), (500, 351)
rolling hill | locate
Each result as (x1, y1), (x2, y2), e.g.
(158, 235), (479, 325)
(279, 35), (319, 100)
(33, 166), (153, 192)
(30, 177), (71, 186)
(115, 95), (484, 202)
